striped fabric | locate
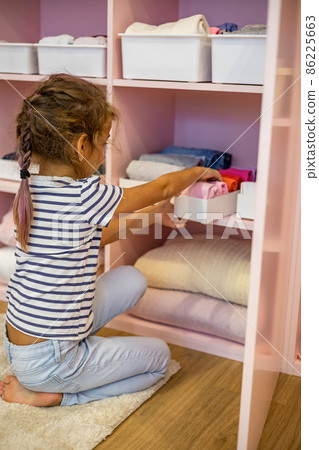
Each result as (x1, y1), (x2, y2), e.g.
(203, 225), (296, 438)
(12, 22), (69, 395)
(6, 175), (123, 340)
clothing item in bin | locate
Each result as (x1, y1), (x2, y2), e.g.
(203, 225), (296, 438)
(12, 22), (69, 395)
(160, 145), (232, 170)
(39, 34), (75, 45)
(126, 160), (185, 182)
(219, 168), (254, 182)
(216, 23), (238, 33)
(233, 166), (257, 181)
(222, 176), (240, 192)
(182, 180), (228, 199)
(209, 27), (222, 34)
(232, 24), (267, 35)
(73, 36), (107, 45)
(2, 148), (18, 160)
(125, 14), (210, 35)
(139, 152), (206, 168)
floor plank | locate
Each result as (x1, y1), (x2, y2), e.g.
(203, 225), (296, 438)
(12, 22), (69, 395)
(0, 301), (300, 449)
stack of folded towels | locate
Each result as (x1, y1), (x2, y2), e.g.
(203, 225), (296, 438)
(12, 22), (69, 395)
(131, 234), (251, 345)
(39, 35), (107, 45)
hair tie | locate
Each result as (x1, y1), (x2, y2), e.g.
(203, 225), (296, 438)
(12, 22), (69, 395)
(20, 169), (31, 179)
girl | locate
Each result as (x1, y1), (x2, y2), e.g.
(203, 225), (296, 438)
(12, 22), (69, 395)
(0, 74), (222, 407)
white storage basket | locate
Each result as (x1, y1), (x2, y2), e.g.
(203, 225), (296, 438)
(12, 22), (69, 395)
(36, 44), (107, 78)
(119, 34), (211, 82)
(0, 43), (38, 74)
(210, 35), (266, 85)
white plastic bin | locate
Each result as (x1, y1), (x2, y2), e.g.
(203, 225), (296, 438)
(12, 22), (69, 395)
(36, 44), (107, 78)
(0, 160), (39, 181)
(174, 191), (239, 224)
(236, 182), (256, 219)
(0, 43), (38, 74)
(119, 34), (211, 82)
(210, 35), (266, 85)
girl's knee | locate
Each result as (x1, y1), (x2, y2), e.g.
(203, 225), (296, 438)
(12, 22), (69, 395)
(119, 266), (148, 298)
(153, 339), (171, 373)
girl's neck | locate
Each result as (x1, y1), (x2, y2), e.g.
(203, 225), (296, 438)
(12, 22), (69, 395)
(32, 156), (78, 179)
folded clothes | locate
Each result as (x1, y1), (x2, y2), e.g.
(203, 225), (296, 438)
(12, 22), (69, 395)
(39, 34), (74, 45)
(73, 36), (107, 45)
(125, 14), (210, 35)
(223, 174), (243, 188)
(217, 22), (238, 33)
(233, 166), (257, 181)
(160, 146), (232, 170)
(232, 24), (267, 35)
(209, 27), (221, 35)
(126, 160), (185, 181)
(182, 181), (228, 199)
(139, 153), (205, 168)
(219, 168), (253, 182)
(222, 176), (239, 192)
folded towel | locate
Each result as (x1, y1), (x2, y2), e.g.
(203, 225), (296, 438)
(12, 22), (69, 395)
(219, 168), (253, 182)
(126, 160), (185, 181)
(39, 34), (74, 45)
(73, 36), (107, 45)
(182, 181), (228, 199)
(232, 24), (267, 35)
(139, 153), (205, 168)
(233, 166), (257, 181)
(222, 176), (240, 192)
(217, 23), (238, 33)
(125, 14), (210, 35)
(209, 27), (222, 35)
(160, 146), (232, 170)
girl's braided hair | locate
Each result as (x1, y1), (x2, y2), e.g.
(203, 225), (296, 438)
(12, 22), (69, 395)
(13, 73), (118, 251)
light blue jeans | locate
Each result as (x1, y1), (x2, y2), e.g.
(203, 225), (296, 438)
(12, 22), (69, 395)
(4, 266), (171, 406)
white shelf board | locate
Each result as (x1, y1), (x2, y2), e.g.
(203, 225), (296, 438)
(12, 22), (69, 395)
(106, 312), (245, 362)
(0, 73), (108, 86)
(113, 78), (264, 94)
(0, 178), (19, 194)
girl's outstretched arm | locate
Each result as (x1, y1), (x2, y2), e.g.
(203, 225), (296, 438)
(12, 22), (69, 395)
(114, 167), (222, 214)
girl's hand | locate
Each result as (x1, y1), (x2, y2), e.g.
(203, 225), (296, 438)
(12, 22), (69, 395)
(198, 168), (223, 182)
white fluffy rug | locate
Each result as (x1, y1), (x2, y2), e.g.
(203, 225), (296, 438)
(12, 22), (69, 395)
(0, 315), (180, 449)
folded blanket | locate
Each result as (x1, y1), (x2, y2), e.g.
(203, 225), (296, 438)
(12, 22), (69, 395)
(130, 287), (247, 344)
(139, 153), (205, 168)
(160, 146), (232, 170)
(219, 168), (254, 182)
(217, 23), (238, 33)
(125, 14), (210, 35)
(182, 181), (228, 199)
(232, 24), (267, 35)
(126, 160), (185, 181)
(73, 36), (107, 45)
(39, 34), (74, 45)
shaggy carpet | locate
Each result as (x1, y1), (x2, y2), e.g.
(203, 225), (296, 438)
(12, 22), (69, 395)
(0, 315), (180, 449)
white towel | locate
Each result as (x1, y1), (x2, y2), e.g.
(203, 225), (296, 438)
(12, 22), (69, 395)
(126, 160), (185, 181)
(39, 34), (74, 45)
(73, 36), (107, 45)
(125, 14), (210, 35)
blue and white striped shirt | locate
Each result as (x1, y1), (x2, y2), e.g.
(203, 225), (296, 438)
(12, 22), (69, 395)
(6, 175), (123, 340)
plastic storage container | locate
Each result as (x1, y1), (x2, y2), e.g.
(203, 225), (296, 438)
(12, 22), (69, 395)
(0, 160), (39, 181)
(119, 34), (211, 82)
(0, 43), (38, 74)
(236, 182), (256, 219)
(210, 35), (266, 85)
(36, 44), (107, 78)
(174, 191), (239, 224)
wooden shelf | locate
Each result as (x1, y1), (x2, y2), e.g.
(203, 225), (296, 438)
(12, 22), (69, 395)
(113, 78), (264, 94)
(0, 179), (19, 194)
(0, 73), (109, 86)
(107, 312), (245, 362)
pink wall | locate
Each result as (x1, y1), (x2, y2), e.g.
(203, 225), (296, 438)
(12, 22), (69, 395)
(0, 0), (40, 42)
(174, 91), (262, 167)
(179, 0), (268, 29)
(40, 0), (107, 38)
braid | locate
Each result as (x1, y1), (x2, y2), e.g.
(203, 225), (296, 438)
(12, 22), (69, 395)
(13, 112), (34, 252)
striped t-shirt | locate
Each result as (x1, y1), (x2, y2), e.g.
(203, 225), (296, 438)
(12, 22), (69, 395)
(6, 175), (123, 340)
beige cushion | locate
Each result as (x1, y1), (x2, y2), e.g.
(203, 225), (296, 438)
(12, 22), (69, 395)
(134, 234), (251, 306)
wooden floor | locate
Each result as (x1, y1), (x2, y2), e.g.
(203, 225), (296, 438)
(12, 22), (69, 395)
(0, 301), (301, 449)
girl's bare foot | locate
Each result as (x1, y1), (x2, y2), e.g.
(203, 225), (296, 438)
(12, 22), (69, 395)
(0, 376), (62, 407)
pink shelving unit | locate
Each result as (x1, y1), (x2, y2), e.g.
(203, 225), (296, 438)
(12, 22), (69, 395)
(0, 0), (301, 448)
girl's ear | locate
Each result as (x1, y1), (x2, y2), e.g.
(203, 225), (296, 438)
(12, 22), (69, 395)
(76, 134), (90, 161)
